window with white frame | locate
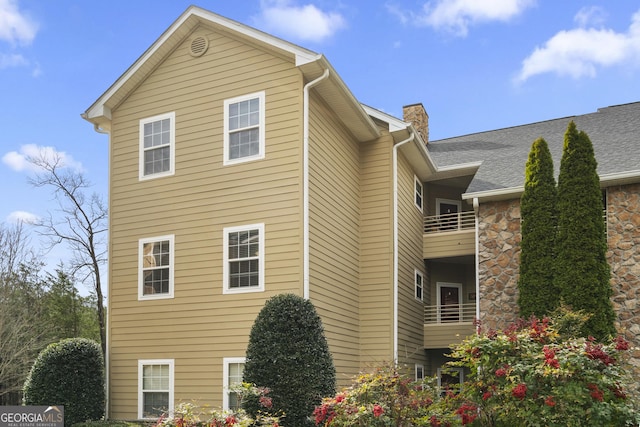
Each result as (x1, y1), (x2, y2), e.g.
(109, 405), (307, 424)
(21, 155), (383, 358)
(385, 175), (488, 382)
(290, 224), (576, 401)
(223, 92), (265, 165)
(414, 176), (423, 212)
(140, 112), (175, 179)
(223, 224), (264, 294)
(139, 359), (174, 419)
(415, 269), (424, 302)
(415, 364), (425, 381)
(139, 235), (174, 300)
(223, 357), (245, 411)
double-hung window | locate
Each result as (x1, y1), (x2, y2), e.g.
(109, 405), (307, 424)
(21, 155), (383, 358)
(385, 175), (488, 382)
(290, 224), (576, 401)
(224, 92), (265, 165)
(138, 359), (174, 419)
(223, 224), (264, 294)
(414, 175), (423, 212)
(139, 235), (174, 300)
(223, 357), (245, 410)
(415, 269), (424, 302)
(140, 112), (175, 179)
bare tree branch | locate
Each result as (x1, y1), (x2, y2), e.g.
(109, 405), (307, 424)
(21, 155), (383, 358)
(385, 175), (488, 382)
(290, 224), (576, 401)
(27, 150), (108, 358)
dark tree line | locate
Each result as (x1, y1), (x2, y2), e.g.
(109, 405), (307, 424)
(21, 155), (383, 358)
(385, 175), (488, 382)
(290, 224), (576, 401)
(0, 223), (99, 405)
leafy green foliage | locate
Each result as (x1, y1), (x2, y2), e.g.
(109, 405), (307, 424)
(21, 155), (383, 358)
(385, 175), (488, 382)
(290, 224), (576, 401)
(518, 137), (558, 317)
(154, 399), (280, 427)
(314, 364), (459, 426)
(243, 294), (336, 426)
(554, 121), (615, 339)
(448, 313), (639, 426)
(23, 338), (105, 427)
(43, 270), (100, 343)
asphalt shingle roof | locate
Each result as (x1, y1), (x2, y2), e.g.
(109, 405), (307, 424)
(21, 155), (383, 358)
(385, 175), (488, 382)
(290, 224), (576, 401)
(427, 102), (640, 195)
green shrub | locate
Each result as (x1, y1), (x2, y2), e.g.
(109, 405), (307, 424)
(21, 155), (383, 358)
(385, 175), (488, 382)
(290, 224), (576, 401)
(24, 338), (105, 427)
(314, 364), (458, 426)
(447, 313), (640, 426)
(555, 121), (616, 339)
(518, 137), (558, 317)
(243, 293), (336, 426)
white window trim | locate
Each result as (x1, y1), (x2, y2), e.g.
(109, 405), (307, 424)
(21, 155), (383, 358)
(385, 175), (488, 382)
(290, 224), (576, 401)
(139, 112), (176, 180)
(223, 223), (265, 294)
(414, 269), (424, 302)
(415, 363), (425, 381)
(223, 357), (246, 411)
(414, 175), (424, 212)
(138, 235), (175, 300)
(138, 359), (174, 420)
(223, 91), (266, 166)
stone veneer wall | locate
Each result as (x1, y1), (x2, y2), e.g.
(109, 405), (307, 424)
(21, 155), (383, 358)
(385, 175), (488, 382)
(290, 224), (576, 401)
(477, 199), (521, 331)
(477, 184), (640, 394)
(607, 183), (640, 390)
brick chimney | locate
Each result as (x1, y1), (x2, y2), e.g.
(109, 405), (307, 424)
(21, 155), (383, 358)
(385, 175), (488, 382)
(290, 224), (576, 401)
(403, 103), (429, 144)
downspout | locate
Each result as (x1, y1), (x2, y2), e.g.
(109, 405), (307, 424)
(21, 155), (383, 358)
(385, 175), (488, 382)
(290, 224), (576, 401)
(473, 197), (480, 334)
(303, 69), (330, 300)
(91, 120), (110, 418)
(392, 131), (415, 363)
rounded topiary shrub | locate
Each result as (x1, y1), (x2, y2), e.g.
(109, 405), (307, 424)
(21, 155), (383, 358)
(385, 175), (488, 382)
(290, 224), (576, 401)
(23, 338), (105, 427)
(243, 293), (336, 426)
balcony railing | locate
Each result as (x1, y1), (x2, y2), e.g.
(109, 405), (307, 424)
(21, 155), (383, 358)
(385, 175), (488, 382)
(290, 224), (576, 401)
(424, 303), (476, 324)
(424, 211), (475, 234)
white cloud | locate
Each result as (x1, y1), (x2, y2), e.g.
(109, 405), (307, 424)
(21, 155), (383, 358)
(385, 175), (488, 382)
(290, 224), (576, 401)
(0, 0), (38, 45)
(515, 9), (640, 83)
(253, 0), (346, 43)
(388, 0), (535, 36)
(574, 6), (607, 28)
(2, 144), (83, 173)
(7, 210), (39, 224)
(0, 51), (25, 68)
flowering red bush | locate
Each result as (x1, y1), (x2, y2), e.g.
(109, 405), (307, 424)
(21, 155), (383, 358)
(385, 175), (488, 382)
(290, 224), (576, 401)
(447, 313), (640, 426)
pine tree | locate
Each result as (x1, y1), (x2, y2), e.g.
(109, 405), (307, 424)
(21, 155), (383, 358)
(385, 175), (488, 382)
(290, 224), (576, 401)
(518, 137), (558, 318)
(554, 121), (616, 339)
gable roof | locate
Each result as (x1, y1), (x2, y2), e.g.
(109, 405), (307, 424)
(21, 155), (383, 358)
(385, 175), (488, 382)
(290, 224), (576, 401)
(427, 102), (640, 201)
(82, 6), (379, 142)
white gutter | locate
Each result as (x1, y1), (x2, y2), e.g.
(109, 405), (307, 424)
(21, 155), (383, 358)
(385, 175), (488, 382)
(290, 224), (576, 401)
(392, 131), (415, 363)
(473, 197), (480, 334)
(303, 69), (330, 300)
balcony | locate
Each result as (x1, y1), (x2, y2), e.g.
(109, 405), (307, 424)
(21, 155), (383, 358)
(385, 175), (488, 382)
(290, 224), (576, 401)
(423, 211), (475, 259)
(423, 302), (476, 349)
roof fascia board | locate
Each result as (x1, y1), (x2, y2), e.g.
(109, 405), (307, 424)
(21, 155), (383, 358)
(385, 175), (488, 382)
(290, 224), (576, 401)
(188, 7), (320, 66)
(305, 56), (380, 141)
(84, 6), (320, 122)
(600, 170), (640, 187)
(465, 170), (640, 203)
(362, 105), (406, 133)
(462, 186), (524, 202)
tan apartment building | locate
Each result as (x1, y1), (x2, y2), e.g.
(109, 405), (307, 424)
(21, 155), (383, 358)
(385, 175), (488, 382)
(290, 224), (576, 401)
(83, 5), (640, 420)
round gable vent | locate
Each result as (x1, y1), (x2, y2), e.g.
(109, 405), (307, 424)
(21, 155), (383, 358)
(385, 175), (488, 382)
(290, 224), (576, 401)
(189, 36), (209, 57)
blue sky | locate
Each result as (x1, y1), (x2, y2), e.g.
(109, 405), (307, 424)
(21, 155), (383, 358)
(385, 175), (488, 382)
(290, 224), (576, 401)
(1, 0), (639, 269)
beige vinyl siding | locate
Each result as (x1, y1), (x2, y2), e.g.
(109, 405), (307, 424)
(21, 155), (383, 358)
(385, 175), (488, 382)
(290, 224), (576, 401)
(108, 26), (304, 419)
(308, 95), (361, 386)
(359, 130), (394, 364)
(423, 230), (475, 258)
(395, 152), (428, 367)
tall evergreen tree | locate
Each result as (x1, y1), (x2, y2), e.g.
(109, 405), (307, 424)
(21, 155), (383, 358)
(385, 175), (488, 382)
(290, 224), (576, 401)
(554, 121), (616, 339)
(517, 137), (558, 318)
